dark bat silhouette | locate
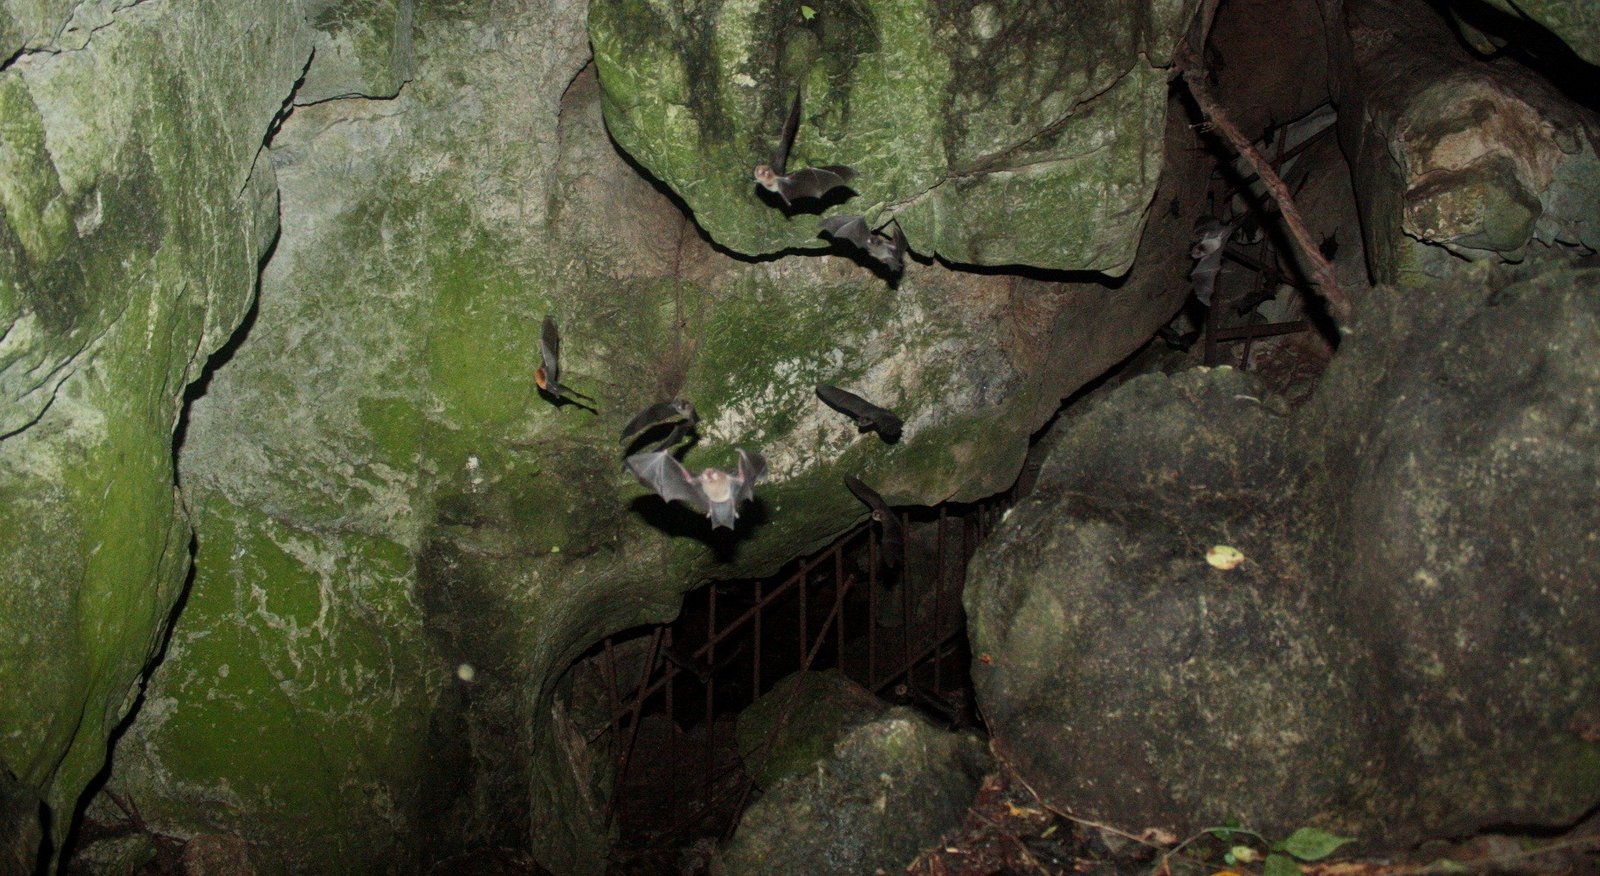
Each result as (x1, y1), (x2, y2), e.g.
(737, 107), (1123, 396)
(536, 316), (595, 408)
(816, 384), (901, 443)
(1157, 325), (1202, 352)
(753, 90), (855, 206)
(1189, 216), (1234, 307)
(621, 399), (698, 451)
(626, 447), (767, 530)
(844, 475), (904, 567)
(819, 215), (907, 273)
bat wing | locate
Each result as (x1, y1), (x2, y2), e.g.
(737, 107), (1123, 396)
(621, 400), (685, 441)
(733, 449), (768, 506)
(847, 476), (904, 565)
(771, 89), (801, 175)
(818, 384), (896, 439)
(626, 450), (709, 515)
(818, 385), (902, 442)
(816, 383), (867, 419)
(889, 221), (907, 267)
(819, 214), (870, 248)
(540, 316), (562, 381)
(779, 165), (855, 202)
(1189, 245), (1226, 306)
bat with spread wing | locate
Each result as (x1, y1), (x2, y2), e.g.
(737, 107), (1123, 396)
(845, 475), (903, 567)
(626, 448), (767, 530)
(621, 399), (698, 452)
(1189, 216), (1235, 307)
(816, 384), (901, 443)
(819, 215), (907, 274)
(536, 316), (595, 409)
(753, 90), (856, 206)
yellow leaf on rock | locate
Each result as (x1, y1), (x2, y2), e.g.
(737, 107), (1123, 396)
(1206, 544), (1245, 570)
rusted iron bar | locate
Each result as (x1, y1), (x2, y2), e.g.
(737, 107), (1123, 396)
(870, 623), (968, 696)
(723, 575), (858, 841)
(1211, 321), (1311, 343)
(867, 530), (878, 689)
(604, 625), (664, 825)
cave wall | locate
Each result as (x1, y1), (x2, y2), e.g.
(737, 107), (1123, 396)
(0, 0), (314, 855)
(16, 0), (1590, 870)
(30, 2), (1207, 874)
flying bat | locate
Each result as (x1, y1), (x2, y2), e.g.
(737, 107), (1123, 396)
(816, 384), (901, 443)
(536, 316), (595, 408)
(626, 447), (767, 530)
(819, 215), (907, 274)
(844, 475), (904, 567)
(753, 90), (856, 206)
(1189, 215), (1235, 307)
(620, 399), (698, 452)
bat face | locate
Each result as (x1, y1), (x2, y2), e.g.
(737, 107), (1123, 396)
(844, 475), (904, 567)
(774, 165), (855, 205)
(755, 89), (855, 207)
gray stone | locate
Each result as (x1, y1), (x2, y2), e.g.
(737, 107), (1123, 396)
(735, 670), (889, 789)
(1337, 0), (1600, 283)
(0, 0), (314, 859)
(716, 707), (990, 876)
(966, 261), (1600, 846)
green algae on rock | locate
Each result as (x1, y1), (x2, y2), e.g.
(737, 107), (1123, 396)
(0, 1), (314, 853)
(589, 0), (1200, 271)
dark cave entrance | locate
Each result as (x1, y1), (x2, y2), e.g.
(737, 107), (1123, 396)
(566, 498), (1007, 869)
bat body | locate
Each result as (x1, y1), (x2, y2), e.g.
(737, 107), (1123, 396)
(536, 316), (595, 407)
(1189, 216), (1234, 307)
(626, 448), (767, 530)
(819, 215), (906, 273)
(844, 475), (904, 566)
(621, 399), (698, 451)
(753, 90), (856, 206)
(816, 384), (901, 443)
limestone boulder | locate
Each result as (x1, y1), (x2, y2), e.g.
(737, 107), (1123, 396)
(1337, 0), (1600, 283)
(716, 707), (990, 876)
(967, 262), (1600, 845)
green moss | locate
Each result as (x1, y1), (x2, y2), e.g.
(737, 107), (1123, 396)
(120, 497), (435, 870)
(589, 0), (1178, 269)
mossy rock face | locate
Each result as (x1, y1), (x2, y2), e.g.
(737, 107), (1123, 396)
(589, 0), (1197, 271)
(0, 0), (314, 855)
(716, 707), (991, 876)
(300, 0), (416, 103)
(734, 670), (888, 788)
(967, 261), (1600, 847)
(108, 14), (1198, 874)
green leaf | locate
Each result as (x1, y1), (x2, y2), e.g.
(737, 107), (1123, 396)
(1275, 827), (1354, 861)
(1263, 853), (1301, 876)
(799, 4), (815, 19)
